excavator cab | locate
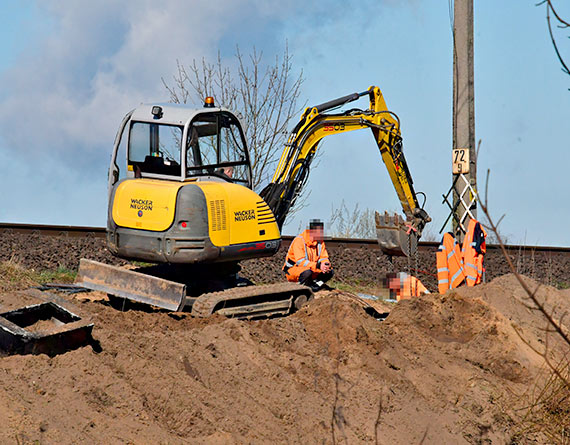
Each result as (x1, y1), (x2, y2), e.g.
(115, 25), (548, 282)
(119, 105), (252, 186)
(104, 101), (281, 267)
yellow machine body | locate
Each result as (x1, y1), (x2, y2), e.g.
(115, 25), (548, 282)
(197, 181), (280, 247)
(77, 88), (431, 317)
(108, 177), (281, 264)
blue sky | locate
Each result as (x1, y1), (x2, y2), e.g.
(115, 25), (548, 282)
(1, 1), (568, 246)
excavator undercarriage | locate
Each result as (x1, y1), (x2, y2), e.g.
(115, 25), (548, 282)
(77, 259), (313, 319)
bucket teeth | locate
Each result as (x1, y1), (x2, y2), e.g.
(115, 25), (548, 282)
(375, 211), (418, 257)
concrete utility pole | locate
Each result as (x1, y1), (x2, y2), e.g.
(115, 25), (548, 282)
(452, 0), (477, 241)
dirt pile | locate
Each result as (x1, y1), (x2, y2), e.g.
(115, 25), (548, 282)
(1, 273), (568, 444)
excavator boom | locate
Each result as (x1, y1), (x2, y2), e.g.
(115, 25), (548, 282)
(261, 86), (431, 256)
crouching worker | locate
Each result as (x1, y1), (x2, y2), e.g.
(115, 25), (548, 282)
(283, 220), (334, 291)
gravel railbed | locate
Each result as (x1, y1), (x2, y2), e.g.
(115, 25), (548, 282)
(1, 233), (568, 290)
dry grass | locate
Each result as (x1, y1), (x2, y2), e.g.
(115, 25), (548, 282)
(0, 260), (76, 292)
(509, 360), (570, 444)
(0, 260), (38, 291)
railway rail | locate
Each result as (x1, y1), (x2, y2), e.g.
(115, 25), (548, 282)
(1, 222), (569, 256)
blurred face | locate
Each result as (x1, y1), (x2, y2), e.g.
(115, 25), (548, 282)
(309, 226), (324, 241)
(388, 277), (400, 291)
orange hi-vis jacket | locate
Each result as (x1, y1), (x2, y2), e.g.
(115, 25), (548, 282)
(436, 232), (466, 293)
(398, 274), (429, 301)
(462, 219), (487, 286)
(283, 230), (330, 282)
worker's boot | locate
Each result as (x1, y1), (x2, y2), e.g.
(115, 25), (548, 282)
(312, 280), (325, 292)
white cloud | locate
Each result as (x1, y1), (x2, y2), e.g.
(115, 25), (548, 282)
(0, 0), (303, 165)
(0, 0), (315, 226)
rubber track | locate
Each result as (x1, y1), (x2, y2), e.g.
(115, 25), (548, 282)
(191, 282), (313, 318)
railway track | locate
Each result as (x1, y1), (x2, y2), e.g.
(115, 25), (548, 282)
(1, 222), (569, 256)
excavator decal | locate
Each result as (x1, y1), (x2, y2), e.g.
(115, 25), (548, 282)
(130, 199), (153, 211)
(234, 209), (255, 222)
(323, 123), (345, 132)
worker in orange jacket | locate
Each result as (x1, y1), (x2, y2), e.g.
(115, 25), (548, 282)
(283, 220), (333, 291)
(385, 272), (430, 301)
(436, 232), (466, 293)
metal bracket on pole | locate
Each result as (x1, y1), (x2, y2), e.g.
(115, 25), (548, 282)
(440, 173), (478, 235)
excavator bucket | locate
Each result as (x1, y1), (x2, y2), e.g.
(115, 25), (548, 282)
(375, 211), (418, 257)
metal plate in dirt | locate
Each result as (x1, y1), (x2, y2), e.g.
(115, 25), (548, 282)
(0, 289), (94, 355)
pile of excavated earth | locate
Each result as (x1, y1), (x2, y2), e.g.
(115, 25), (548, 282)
(0, 233), (569, 444)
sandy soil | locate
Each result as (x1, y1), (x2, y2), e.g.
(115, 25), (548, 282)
(0, 233), (569, 444)
(0, 272), (568, 444)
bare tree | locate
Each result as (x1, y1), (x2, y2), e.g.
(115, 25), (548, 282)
(537, 0), (570, 87)
(328, 200), (376, 239)
(162, 45), (304, 190)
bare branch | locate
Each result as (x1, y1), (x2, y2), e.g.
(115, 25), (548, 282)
(162, 45), (303, 190)
(544, 0), (570, 27)
(329, 200), (377, 239)
(163, 45), (304, 192)
(479, 170), (570, 346)
(538, 0), (570, 83)
(479, 168), (570, 421)
(374, 390), (383, 445)
(546, 3), (570, 76)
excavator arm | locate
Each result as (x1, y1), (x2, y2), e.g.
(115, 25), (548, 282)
(260, 86), (431, 256)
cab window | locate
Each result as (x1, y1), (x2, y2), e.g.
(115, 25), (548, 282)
(129, 122), (182, 176)
(186, 112), (250, 186)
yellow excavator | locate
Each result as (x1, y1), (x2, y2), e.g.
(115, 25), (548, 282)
(77, 86), (431, 318)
